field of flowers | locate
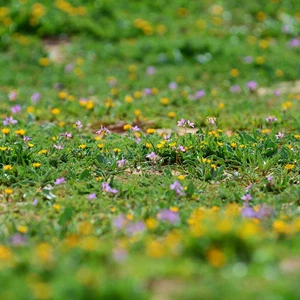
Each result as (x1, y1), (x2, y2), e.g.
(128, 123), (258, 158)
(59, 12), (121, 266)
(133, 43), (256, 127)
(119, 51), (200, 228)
(0, 0), (300, 299)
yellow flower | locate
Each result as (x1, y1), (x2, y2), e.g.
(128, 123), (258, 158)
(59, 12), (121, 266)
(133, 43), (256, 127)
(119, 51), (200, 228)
(218, 102), (225, 109)
(113, 148), (121, 153)
(39, 57), (50, 66)
(51, 108), (60, 115)
(230, 68), (239, 77)
(32, 163), (41, 168)
(36, 243), (53, 263)
(160, 97), (169, 105)
(0, 245), (12, 260)
(146, 240), (165, 258)
(53, 204), (61, 211)
(123, 124), (132, 131)
(38, 149), (47, 155)
(97, 143), (104, 149)
(133, 91), (142, 99)
(58, 91), (68, 99)
(17, 225), (28, 234)
(170, 206), (179, 212)
(0, 147), (7, 151)
(255, 56), (265, 64)
(206, 248), (226, 267)
(28, 143), (34, 147)
(1, 128), (10, 134)
(294, 135), (300, 139)
(125, 95), (133, 103)
(145, 218), (158, 230)
(282, 101), (293, 110)
(231, 142), (237, 148)
(4, 188), (13, 194)
(79, 144), (86, 149)
(177, 175), (185, 181)
(261, 129), (271, 134)
(273, 220), (290, 234)
(146, 128), (156, 134)
(285, 164), (295, 170)
(3, 165), (13, 171)
(168, 111), (176, 118)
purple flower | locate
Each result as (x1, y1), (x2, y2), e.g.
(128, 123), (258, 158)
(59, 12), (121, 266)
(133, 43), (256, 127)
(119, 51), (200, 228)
(170, 181), (185, 196)
(11, 104), (21, 114)
(195, 90), (205, 99)
(3, 116), (18, 126)
(275, 132), (284, 139)
(230, 85), (241, 93)
(32, 198), (38, 205)
(9, 234), (26, 246)
(146, 66), (156, 75)
(54, 177), (65, 185)
(23, 136), (31, 142)
(65, 64), (74, 72)
(87, 193), (96, 200)
(75, 120), (83, 129)
(9, 91), (17, 101)
(265, 116), (277, 123)
(113, 247), (128, 262)
(241, 193), (252, 202)
(177, 145), (186, 152)
(246, 183), (252, 192)
(146, 152), (159, 162)
(31, 93), (41, 104)
(102, 182), (118, 194)
(113, 214), (127, 229)
(54, 144), (63, 150)
(157, 209), (179, 224)
(274, 90), (280, 96)
(96, 126), (110, 135)
(243, 56), (253, 64)
(127, 221), (145, 235)
(246, 81), (258, 91)
(289, 38), (300, 48)
(117, 159), (126, 168)
(169, 82), (178, 90)
(267, 175), (273, 183)
(144, 88), (152, 95)
(241, 206), (257, 218)
(207, 117), (216, 125)
(60, 132), (72, 138)
(132, 125), (140, 132)
(177, 119), (194, 128)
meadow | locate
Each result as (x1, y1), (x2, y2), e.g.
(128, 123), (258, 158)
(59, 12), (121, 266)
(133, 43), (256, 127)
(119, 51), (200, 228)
(0, 0), (300, 299)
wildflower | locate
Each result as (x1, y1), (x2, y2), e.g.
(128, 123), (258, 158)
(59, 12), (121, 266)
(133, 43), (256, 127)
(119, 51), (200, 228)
(17, 225), (28, 234)
(11, 104), (21, 114)
(32, 198), (38, 205)
(9, 234), (26, 246)
(123, 124), (132, 131)
(60, 132), (72, 138)
(230, 85), (241, 93)
(96, 126), (110, 135)
(54, 177), (65, 185)
(177, 145), (186, 152)
(51, 108), (60, 115)
(3, 165), (13, 171)
(65, 64), (74, 72)
(168, 112), (176, 118)
(31, 93), (41, 104)
(102, 182), (118, 194)
(241, 193), (252, 202)
(53, 144), (63, 150)
(206, 248), (226, 267)
(15, 129), (26, 135)
(195, 90), (205, 99)
(38, 149), (47, 155)
(113, 214), (127, 229)
(243, 56), (253, 63)
(289, 38), (300, 48)
(87, 193), (96, 200)
(169, 82), (178, 90)
(144, 88), (152, 95)
(265, 116), (277, 122)
(127, 222), (146, 235)
(132, 125), (140, 132)
(170, 181), (185, 196)
(157, 209), (179, 224)
(32, 163), (41, 168)
(79, 144), (86, 149)
(75, 120), (83, 129)
(177, 118), (194, 128)
(3, 116), (17, 126)
(23, 136), (31, 142)
(1, 128), (10, 134)
(9, 91), (17, 101)
(146, 66), (156, 75)
(207, 117), (217, 125)
(4, 188), (13, 194)
(246, 81), (258, 91)
(146, 152), (159, 162)
(160, 97), (169, 105)
(275, 132), (284, 139)
(267, 175), (273, 183)
(117, 159), (126, 167)
(146, 128), (156, 134)
(285, 164), (294, 170)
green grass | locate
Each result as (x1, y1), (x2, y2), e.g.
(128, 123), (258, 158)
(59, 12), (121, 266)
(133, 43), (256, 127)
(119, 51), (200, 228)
(0, 0), (300, 299)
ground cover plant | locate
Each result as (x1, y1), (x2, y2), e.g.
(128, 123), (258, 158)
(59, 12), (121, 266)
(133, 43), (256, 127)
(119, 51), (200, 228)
(0, 0), (300, 299)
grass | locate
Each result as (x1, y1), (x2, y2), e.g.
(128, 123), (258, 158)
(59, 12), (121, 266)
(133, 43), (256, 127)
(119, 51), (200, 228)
(0, 0), (300, 299)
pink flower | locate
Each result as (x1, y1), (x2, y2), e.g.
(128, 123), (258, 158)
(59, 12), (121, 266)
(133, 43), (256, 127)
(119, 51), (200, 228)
(54, 177), (65, 185)
(146, 152), (159, 162)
